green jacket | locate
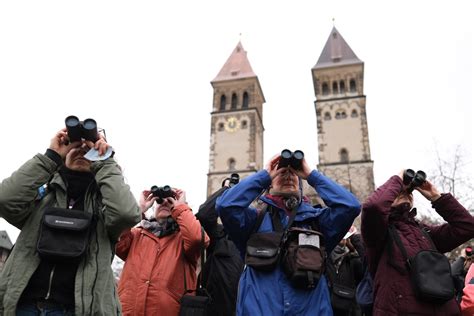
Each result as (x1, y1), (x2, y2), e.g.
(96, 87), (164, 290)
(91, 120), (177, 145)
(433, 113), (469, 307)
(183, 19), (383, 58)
(0, 153), (141, 315)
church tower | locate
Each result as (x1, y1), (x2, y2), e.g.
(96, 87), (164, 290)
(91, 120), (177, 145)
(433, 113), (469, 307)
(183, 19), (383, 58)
(207, 41), (265, 196)
(311, 27), (374, 202)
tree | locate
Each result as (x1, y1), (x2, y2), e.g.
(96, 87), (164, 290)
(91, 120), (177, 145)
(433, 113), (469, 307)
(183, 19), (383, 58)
(431, 144), (473, 211)
(427, 144), (474, 260)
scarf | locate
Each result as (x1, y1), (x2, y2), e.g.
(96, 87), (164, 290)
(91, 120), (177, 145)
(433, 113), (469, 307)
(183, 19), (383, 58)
(330, 244), (349, 264)
(59, 167), (95, 209)
(265, 193), (309, 216)
(139, 216), (179, 237)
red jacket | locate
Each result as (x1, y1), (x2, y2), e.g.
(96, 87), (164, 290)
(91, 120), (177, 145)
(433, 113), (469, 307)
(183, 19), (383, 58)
(116, 204), (210, 316)
(362, 175), (474, 316)
(461, 263), (474, 315)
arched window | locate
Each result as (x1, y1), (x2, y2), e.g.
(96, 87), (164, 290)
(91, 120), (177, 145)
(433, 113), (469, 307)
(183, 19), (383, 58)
(218, 122), (224, 131)
(336, 110), (347, 119)
(332, 81), (338, 94)
(324, 112), (331, 120)
(322, 83), (329, 95)
(241, 120), (248, 129)
(231, 93), (238, 109)
(220, 95), (226, 111)
(242, 92), (249, 108)
(351, 109), (358, 118)
(350, 79), (356, 92)
(228, 158), (236, 170)
(340, 148), (349, 163)
(339, 80), (345, 93)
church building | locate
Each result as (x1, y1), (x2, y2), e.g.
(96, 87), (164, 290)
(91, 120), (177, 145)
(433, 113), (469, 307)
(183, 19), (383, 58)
(207, 27), (374, 203)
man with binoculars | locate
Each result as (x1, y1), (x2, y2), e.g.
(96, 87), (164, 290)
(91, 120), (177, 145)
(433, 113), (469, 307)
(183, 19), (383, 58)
(0, 116), (141, 315)
(216, 150), (361, 316)
(361, 169), (474, 315)
(116, 185), (209, 315)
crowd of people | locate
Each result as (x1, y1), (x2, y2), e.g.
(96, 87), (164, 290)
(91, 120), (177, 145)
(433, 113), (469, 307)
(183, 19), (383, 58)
(0, 121), (473, 316)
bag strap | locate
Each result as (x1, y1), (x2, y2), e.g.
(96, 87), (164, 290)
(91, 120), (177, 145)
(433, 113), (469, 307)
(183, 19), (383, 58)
(182, 226), (206, 294)
(386, 225), (410, 274)
(419, 226), (437, 251)
(197, 227), (206, 290)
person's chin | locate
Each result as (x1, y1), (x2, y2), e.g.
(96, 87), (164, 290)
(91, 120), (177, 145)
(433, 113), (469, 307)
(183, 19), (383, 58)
(281, 186), (298, 193)
(156, 210), (171, 219)
(69, 162), (92, 172)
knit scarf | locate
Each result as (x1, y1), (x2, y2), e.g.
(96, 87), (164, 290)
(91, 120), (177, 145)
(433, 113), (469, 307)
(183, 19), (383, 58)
(139, 216), (179, 237)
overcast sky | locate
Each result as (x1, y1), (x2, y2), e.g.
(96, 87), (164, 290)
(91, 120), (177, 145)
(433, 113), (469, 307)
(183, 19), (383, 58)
(1, 1), (473, 243)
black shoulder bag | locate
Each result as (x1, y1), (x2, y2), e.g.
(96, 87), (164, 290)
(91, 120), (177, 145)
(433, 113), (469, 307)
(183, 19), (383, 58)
(245, 206), (297, 271)
(388, 225), (455, 303)
(36, 207), (94, 263)
(179, 227), (211, 316)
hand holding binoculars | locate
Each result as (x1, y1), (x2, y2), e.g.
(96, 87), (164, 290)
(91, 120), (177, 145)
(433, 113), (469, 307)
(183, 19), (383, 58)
(402, 169), (427, 193)
(65, 115), (99, 143)
(278, 149), (304, 170)
(150, 185), (175, 204)
(222, 173), (240, 188)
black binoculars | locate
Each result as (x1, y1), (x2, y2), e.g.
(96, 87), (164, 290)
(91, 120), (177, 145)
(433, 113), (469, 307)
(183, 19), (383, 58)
(222, 173), (240, 188)
(402, 169), (427, 193)
(278, 149), (304, 170)
(150, 185), (175, 203)
(65, 115), (99, 143)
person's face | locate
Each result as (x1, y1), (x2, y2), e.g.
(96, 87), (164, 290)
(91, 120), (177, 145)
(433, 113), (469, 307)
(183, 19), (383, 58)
(272, 168), (299, 193)
(65, 143), (91, 172)
(154, 198), (173, 219)
(391, 191), (413, 208)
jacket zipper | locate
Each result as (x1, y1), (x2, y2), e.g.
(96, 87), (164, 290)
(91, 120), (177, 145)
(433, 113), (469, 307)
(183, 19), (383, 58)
(44, 265), (56, 300)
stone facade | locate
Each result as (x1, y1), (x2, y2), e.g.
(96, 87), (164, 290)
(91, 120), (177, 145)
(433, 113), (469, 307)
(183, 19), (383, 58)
(312, 27), (375, 202)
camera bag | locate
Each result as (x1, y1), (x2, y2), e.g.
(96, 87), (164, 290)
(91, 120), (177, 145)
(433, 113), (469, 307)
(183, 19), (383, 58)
(281, 223), (325, 289)
(37, 207), (93, 263)
(245, 206), (287, 271)
(389, 225), (455, 303)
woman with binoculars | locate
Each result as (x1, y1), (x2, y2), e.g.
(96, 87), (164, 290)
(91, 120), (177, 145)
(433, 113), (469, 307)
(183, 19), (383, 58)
(361, 169), (474, 315)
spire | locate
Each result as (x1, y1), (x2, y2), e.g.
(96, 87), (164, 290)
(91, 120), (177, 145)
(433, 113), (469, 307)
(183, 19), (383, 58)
(212, 41), (256, 82)
(313, 27), (362, 69)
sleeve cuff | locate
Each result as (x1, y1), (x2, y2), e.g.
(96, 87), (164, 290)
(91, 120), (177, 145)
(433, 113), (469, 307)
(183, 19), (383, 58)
(171, 203), (191, 218)
(44, 149), (63, 167)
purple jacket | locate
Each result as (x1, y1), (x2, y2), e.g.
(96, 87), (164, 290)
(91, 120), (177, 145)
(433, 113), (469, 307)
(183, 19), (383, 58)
(362, 175), (474, 315)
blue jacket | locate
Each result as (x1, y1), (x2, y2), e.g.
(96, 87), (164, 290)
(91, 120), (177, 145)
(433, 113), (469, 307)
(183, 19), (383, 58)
(216, 169), (361, 316)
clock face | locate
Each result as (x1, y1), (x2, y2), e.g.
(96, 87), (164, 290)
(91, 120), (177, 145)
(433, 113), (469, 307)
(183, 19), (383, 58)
(225, 117), (239, 133)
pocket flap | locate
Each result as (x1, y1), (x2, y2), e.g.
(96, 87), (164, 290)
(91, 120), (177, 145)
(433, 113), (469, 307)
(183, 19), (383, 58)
(246, 245), (279, 258)
(43, 215), (91, 231)
(332, 284), (355, 299)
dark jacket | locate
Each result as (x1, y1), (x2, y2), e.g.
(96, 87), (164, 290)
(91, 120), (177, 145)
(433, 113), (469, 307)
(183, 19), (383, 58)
(196, 188), (243, 316)
(361, 175), (474, 316)
(326, 234), (364, 316)
(452, 256), (468, 302)
(216, 169), (361, 316)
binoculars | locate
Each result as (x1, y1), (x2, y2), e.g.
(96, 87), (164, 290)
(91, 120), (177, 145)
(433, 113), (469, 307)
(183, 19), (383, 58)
(278, 149), (304, 170)
(402, 169), (427, 193)
(150, 185), (175, 203)
(222, 173), (240, 188)
(65, 115), (99, 143)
